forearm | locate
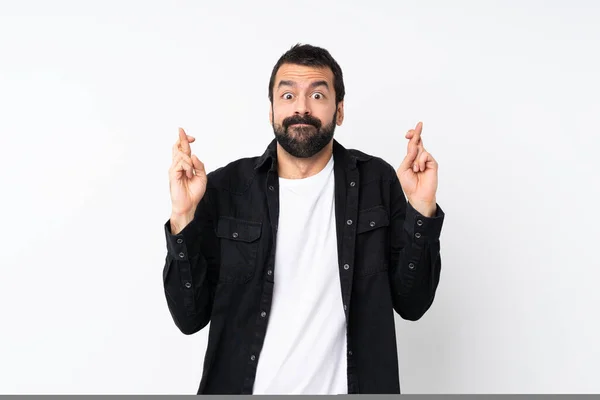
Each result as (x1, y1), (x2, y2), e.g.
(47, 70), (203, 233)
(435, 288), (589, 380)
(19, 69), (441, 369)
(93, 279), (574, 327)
(162, 208), (217, 334)
(389, 200), (444, 320)
(390, 232), (441, 320)
(169, 211), (195, 235)
(163, 244), (213, 334)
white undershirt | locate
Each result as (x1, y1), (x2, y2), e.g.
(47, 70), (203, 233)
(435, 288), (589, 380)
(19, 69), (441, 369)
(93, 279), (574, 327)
(252, 155), (347, 395)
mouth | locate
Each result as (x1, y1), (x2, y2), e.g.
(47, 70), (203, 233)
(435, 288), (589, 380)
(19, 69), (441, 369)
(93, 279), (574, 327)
(290, 123), (314, 128)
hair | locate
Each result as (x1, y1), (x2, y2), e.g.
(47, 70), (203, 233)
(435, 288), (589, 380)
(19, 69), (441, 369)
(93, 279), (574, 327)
(268, 43), (345, 105)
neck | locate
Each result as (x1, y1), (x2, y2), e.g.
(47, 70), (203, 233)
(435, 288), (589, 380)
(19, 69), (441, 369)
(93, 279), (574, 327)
(276, 141), (334, 179)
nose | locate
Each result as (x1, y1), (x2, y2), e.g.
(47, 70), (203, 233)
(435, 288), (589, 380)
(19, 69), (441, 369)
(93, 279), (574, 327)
(294, 96), (310, 116)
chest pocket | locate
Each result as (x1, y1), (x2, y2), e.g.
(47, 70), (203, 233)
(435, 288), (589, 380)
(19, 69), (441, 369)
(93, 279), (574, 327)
(215, 216), (262, 283)
(355, 205), (390, 277)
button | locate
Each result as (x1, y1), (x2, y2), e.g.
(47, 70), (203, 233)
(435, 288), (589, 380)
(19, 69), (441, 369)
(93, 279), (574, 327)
(232, 232), (239, 238)
(350, 181), (355, 187)
(184, 282), (192, 288)
(260, 311), (267, 318)
(348, 350), (353, 356)
(250, 355), (256, 361)
(269, 185), (275, 191)
(417, 219), (423, 226)
(267, 270), (273, 276)
(408, 263), (415, 270)
(346, 219), (353, 225)
(369, 221), (375, 227)
(343, 264), (350, 270)
(176, 238), (183, 244)
(178, 252), (185, 258)
(415, 232), (421, 239)
(344, 304), (347, 311)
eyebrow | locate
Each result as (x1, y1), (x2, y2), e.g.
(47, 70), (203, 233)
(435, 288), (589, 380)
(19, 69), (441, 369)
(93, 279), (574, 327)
(277, 80), (330, 91)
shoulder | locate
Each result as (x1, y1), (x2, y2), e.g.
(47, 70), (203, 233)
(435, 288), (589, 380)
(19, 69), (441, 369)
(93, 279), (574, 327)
(205, 156), (261, 194)
(345, 147), (397, 182)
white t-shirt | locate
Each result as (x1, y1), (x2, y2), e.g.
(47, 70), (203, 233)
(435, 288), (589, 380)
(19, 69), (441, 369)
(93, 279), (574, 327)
(252, 154), (348, 395)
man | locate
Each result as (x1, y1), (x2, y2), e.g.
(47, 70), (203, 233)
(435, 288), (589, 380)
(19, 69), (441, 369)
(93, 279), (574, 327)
(163, 44), (444, 394)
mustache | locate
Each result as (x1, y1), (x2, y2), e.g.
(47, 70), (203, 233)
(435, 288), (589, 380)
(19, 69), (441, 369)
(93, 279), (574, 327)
(282, 115), (322, 130)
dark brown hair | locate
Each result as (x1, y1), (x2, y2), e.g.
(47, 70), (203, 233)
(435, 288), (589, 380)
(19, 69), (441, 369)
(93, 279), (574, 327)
(268, 43), (345, 105)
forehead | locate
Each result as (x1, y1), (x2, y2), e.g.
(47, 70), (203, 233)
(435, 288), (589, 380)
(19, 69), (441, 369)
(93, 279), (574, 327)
(274, 63), (334, 88)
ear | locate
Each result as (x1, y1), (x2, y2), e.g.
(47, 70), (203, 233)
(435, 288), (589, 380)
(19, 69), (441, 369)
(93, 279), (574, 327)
(269, 105), (273, 125)
(336, 101), (344, 126)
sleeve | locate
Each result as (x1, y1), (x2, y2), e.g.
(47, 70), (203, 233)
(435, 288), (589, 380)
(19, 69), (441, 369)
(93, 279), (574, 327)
(388, 169), (445, 320)
(162, 189), (220, 334)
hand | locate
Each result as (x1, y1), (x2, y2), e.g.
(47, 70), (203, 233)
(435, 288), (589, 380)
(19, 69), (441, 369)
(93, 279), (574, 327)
(396, 122), (439, 217)
(169, 128), (207, 220)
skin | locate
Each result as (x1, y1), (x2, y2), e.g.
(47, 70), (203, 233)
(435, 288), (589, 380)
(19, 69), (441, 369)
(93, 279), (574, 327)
(169, 65), (438, 235)
(399, 121), (438, 217)
(269, 63), (344, 180)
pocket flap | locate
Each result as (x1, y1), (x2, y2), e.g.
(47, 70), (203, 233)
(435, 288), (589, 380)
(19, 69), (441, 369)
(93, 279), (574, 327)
(357, 206), (390, 234)
(216, 217), (262, 242)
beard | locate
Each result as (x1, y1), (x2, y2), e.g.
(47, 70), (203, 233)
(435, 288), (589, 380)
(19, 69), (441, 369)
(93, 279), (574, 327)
(272, 109), (337, 158)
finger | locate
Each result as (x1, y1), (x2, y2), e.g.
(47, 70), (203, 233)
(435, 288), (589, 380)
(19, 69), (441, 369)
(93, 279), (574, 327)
(406, 135), (424, 151)
(413, 144), (426, 171)
(179, 127), (191, 156)
(170, 150), (182, 170)
(420, 152), (438, 172)
(401, 121), (426, 172)
(400, 136), (419, 171)
(179, 158), (194, 179)
(172, 136), (195, 158)
(426, 153), (438, 169)
(169, 158), (193, 181)
(414, 121), (423, 134)
(171, 152), (193, 178)
(405, 121), (423, 136)
(172, 142), (180, 159)
(405, 122), (423, 142)
(170, 153), (192, 174)
(418, 150), (429, 172)
(191, 155), (206, 176)
(173, 150), (193, 166)
(412, 122), (425, 171)
(412, 121), (423, 147)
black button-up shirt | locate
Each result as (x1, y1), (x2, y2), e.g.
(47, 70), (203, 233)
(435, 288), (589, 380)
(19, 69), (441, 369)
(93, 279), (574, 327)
(162, 138), (445, 394)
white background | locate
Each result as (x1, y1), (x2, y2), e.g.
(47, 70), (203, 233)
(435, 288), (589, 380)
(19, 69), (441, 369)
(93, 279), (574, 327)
(1, 0), (599, 394)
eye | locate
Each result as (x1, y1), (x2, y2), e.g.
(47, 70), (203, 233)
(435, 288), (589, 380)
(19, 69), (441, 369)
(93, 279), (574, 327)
(282, 93), (294, 100)
(311, 92), (324, 100)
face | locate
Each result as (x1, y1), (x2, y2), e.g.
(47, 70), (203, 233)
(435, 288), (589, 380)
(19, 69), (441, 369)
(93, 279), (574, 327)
(270, 63), (344, 158)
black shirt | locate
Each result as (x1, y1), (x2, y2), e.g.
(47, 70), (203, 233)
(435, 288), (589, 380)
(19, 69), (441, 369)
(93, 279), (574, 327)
(162, 138), (445, 394)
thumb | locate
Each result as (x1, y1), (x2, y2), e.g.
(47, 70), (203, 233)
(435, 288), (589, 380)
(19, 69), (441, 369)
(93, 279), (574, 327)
(191, 155), (205, 176)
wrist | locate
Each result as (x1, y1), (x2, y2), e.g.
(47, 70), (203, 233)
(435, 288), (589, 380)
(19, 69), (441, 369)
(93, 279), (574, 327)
(408, 199), (436, 218)
(170, 211), (195, 235)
